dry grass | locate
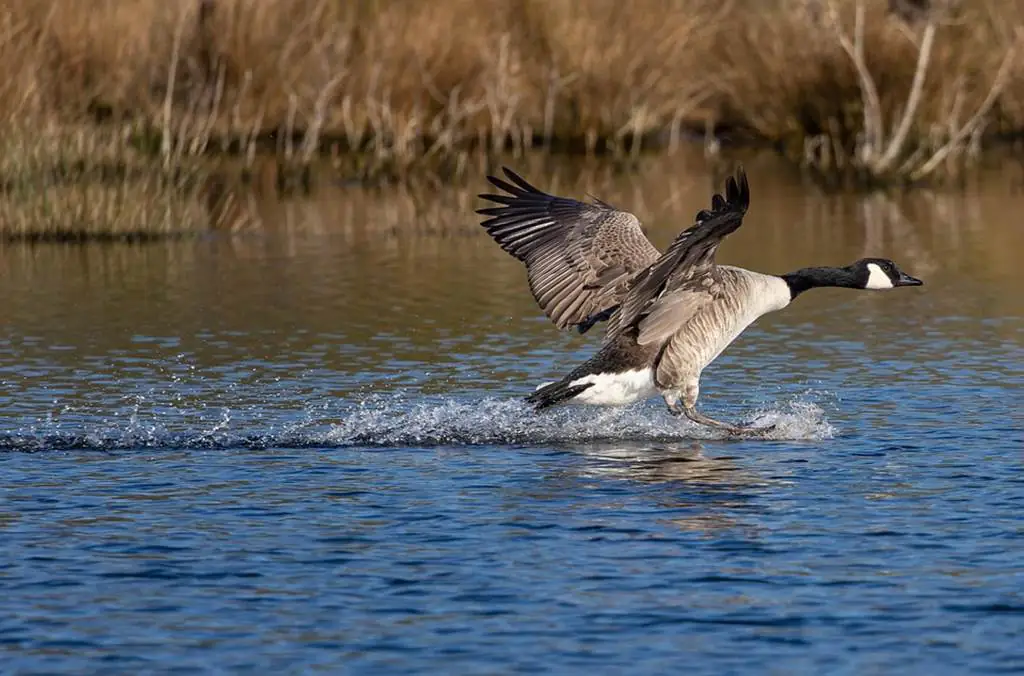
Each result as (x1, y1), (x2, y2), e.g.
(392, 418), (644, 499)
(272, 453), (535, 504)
(0, 123), (254, 240)
(0, 0), (1023, 238)
(0, 1), (256, 240)
(0, 0), (728, 173)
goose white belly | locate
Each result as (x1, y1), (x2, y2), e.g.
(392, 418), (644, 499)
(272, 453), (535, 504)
(568, 368), (658, 406)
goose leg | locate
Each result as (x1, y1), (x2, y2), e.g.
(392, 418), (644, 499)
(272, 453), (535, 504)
(681, 405), (753, 435)
(664, 384), (775, 436)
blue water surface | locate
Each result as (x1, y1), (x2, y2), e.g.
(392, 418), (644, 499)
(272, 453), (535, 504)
(2, 190), (1023, 674)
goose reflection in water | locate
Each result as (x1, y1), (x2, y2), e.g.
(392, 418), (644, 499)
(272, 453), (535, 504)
(556, 441), (782, 535)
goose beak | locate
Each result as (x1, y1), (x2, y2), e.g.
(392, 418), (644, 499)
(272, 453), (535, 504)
(895, 271), (923, 287)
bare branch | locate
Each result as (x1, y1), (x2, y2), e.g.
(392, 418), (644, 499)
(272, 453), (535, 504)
(827, 0), (883, 157)
(874, 20), (936, 173)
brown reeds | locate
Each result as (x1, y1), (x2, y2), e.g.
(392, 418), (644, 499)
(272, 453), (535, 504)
(0, 122), (258, 241)
(2, 0), (1024, 239)
(0, 1), (260, 240)
(1, 1), (728, 171)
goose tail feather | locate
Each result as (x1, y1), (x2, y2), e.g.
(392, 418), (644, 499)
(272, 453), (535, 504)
(525, 379), (593, 411)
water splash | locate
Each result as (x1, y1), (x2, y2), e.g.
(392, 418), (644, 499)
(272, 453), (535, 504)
(0, 394), (834, 453)
(331, 395), (835, 446)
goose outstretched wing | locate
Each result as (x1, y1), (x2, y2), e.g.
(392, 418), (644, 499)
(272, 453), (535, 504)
(607, 167), (750, 343)
(477, 168), (661, 333)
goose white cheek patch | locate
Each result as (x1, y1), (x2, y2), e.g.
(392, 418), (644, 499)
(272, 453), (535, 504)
(865, 263), (894, 290)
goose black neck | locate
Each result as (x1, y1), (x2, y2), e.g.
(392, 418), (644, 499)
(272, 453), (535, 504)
(781, 266), (859, 299)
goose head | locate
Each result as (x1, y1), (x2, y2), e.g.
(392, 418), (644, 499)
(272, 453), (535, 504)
(851, 258), (923, 290)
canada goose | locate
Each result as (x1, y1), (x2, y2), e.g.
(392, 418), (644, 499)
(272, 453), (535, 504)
(476, 167), (923, 435)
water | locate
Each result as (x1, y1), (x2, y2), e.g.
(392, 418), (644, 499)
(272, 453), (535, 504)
(1, 153), (1022, 673)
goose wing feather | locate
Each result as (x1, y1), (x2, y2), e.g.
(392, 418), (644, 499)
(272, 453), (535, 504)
(635, 287), (715, 347)
(606, 168), (750, 343)
(477, 168), (661, 333)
